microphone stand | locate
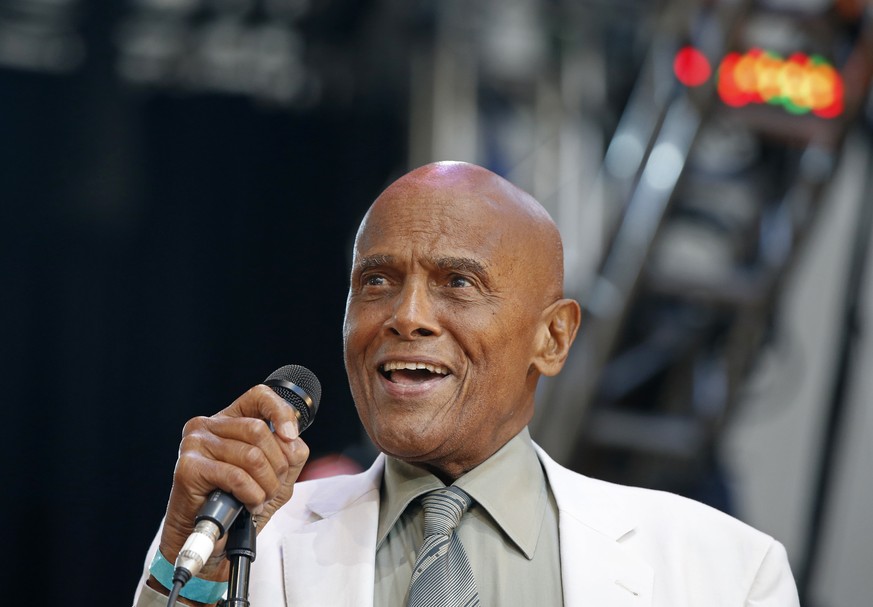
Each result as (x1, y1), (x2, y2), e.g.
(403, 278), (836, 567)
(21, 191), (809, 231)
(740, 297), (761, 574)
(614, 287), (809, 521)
(224, 510), (256, 607)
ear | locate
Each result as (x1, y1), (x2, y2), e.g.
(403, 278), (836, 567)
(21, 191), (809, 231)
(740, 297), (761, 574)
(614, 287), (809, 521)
(532, 298), (581, 377)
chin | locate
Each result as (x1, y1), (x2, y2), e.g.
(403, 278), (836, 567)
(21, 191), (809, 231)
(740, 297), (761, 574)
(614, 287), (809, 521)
(368, 422), (450, 462)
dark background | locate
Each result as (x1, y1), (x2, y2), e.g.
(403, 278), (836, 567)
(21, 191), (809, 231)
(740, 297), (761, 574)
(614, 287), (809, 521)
(0, 1), (411, 602)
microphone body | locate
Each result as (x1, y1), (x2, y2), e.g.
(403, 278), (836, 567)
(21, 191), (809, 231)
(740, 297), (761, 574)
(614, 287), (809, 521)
(174, 492), (244, 578)
(173, 365), (322, 581)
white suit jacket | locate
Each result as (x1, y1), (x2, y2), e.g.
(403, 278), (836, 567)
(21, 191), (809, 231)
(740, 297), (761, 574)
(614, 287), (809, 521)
(136, 445), (799, 606)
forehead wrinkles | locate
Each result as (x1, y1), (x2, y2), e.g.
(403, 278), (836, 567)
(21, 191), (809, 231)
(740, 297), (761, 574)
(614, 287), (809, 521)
(355, 196), (494, 257)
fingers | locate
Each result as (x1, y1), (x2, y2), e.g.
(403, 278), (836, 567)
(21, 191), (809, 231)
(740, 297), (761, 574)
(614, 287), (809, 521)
(179, 384), (309, 510)
(176, 437), (268, 515)
(221, 384), (303, 442)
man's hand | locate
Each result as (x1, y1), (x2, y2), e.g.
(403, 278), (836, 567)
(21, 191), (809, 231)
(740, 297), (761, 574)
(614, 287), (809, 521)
(154, 384), (310, 588)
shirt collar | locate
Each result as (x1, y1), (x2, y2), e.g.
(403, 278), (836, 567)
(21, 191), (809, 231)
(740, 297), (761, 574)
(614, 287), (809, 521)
(376, 427), (548, 560)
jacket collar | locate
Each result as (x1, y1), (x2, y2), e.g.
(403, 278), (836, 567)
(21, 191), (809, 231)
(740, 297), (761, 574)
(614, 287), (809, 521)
(281, 445), (653, 606)
(304, 454), (385, 518)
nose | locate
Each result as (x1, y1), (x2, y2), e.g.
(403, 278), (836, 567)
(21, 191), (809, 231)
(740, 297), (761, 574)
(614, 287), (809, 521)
(387, 281), (440, 338)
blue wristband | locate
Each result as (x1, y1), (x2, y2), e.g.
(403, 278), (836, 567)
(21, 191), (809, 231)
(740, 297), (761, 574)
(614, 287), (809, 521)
(149, 550), (228, 605)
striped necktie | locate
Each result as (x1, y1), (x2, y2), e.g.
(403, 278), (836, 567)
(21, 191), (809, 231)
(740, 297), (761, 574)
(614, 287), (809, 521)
(406, 486), (480, 607)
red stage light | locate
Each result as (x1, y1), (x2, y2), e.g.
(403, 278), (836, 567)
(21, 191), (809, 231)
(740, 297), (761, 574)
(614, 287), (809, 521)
(673, 46), (712, 87)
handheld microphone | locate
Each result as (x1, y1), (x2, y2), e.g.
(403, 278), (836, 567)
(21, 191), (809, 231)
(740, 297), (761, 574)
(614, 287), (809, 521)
(172, 365), (322, 583)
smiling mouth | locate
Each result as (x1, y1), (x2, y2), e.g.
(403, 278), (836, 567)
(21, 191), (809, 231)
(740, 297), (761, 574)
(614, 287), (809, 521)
(379, 361), (450, 385)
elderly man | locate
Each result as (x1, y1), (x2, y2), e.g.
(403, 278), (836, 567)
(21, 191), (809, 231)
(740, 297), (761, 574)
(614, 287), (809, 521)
(133, 161), (799, 606)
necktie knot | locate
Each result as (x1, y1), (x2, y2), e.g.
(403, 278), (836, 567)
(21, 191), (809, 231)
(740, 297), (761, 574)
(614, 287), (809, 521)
(407, 485), (480, 606)
(421, 486), (473, 537)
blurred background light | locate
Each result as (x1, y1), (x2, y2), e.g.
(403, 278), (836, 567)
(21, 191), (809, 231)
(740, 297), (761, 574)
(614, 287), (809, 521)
(716, 48), (844, 117)
(673, 44), (846, 118)
(673, 45), (711, 87)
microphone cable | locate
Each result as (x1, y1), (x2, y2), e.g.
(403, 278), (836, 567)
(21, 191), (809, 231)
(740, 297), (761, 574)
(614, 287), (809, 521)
(166, 583), (182, 607)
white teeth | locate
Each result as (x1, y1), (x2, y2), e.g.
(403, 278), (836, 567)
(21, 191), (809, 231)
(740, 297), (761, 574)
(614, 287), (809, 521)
(382, 361), (449, 375)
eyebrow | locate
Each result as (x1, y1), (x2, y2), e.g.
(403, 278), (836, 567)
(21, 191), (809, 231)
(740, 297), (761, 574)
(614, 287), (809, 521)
(354, 254), (489, 278)
(356, 254), (394, 272)
(435, 256), (488, 276)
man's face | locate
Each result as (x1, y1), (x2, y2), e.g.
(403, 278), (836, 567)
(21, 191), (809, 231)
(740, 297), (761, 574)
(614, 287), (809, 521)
(342, 168), (553, 478)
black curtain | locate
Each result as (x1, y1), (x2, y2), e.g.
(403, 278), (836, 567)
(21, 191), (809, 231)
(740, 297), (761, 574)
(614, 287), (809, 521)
(0, 2), (408, 602)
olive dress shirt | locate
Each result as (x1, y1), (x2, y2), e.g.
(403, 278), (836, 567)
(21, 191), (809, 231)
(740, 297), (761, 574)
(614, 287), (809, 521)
(374, 428), (563, 606)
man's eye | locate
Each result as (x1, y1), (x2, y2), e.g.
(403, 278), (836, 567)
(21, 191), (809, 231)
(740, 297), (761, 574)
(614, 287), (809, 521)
(448, 275), (472, 288)
(364, 275), (387, 286)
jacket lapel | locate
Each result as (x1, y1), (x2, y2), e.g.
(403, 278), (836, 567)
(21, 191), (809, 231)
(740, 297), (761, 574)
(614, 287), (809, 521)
(536, 446), (653, 607)
(280, 456), (385, 607)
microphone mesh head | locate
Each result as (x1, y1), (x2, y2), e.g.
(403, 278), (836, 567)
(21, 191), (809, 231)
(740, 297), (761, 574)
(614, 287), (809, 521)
(265, 364), (322, 432)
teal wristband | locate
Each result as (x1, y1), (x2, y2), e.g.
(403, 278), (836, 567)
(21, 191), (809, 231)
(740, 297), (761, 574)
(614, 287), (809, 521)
(149, 550), (228, 605)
